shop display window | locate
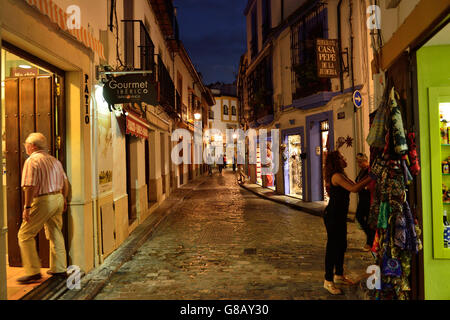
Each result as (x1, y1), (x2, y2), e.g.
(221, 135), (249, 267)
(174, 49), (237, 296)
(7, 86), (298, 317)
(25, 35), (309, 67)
(439, 103), (450, 250)
(430, 87), (450, 259)
(1, 48), (58, 299)
(287, 135), (303, 199)
(320, 120), (329, 202)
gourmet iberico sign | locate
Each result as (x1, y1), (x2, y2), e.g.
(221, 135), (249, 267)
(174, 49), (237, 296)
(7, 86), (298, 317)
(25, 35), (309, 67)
(316, 39), (339, 78)
(102, 74), (157, 107)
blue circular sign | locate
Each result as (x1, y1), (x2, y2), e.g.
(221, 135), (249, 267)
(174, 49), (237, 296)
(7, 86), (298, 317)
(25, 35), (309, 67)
(353, 90), (363, 108)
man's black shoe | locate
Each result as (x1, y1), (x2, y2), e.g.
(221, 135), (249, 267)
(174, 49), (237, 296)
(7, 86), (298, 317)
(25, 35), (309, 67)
(17, 273), (42, 284)
(47, 270), (67, 277)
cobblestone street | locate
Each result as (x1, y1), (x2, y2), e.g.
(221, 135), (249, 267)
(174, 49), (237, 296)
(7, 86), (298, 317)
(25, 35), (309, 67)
(94, 169), (374, 300)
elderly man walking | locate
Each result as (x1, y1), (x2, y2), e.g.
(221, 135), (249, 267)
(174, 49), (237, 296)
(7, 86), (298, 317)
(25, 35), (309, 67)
(17, 133), (69, 284)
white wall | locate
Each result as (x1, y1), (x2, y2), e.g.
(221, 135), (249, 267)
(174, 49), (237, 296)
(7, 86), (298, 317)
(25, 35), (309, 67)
(379, 0), (421, 45)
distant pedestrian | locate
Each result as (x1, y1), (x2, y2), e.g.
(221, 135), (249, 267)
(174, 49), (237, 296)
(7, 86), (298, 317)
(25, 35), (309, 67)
(237, 164), (245, 183)
(208, 165), (213, 176)
(232, 155), (236, 172)
(262, 144), (274, 187)
(237, 151), (245, 183)
(206, 149), (214, 177)
(322, 150), (372, 295)
(218, 154), (226, 175)
(355, 153), (375, 251)
(17, 133), (69, 284)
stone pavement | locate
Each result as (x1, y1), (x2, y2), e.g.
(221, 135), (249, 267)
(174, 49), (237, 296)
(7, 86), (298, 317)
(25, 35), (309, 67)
(88, 169), (375, 300)
(240, 183), (327, 217)
(240, 183), (356, 222)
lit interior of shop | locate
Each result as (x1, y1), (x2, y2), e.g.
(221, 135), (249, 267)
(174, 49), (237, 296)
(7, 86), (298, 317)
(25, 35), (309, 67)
(416, 21), (450, 298)
(287, 135), (303, 199)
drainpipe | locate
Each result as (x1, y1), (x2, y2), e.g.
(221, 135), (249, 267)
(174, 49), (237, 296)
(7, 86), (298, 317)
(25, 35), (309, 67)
(0, 31), (7, 300)
(348, 0), (358, 182)
(91, 65), (99, 268)
(337, 0), (344, 93)
(349, 0), (355, 92)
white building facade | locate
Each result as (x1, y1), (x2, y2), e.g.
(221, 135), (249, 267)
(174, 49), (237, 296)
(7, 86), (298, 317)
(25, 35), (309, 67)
(239, 0), (376, 211)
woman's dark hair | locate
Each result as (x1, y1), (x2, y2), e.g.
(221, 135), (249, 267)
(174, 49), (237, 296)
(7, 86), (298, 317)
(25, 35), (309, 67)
(324, 150), (346, 185)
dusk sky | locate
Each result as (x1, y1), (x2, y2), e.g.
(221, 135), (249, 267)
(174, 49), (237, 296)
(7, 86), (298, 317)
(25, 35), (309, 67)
(173, 0), (247, 85)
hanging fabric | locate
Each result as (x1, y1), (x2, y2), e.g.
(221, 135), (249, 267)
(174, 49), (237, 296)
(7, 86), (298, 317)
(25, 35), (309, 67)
(366, 91), (390, 148)
(389, 88), (408, 155)
(407, 132), (421, 175)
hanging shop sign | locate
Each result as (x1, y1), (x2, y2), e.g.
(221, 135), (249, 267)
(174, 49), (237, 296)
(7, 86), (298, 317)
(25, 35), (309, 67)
(125, 111), (151, 139)
(316, 39), (339, 78)
(102, 74), (158, 109)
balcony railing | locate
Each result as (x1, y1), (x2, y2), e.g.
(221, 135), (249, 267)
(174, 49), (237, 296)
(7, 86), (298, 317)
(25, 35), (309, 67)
(122, 19), (155, 76)
(157, 54), (175, 110)
(182, 103), (188, 122)
(175, 91), (182, 116)
(149, 0), (180, 51)
(250, 38), (258, 59)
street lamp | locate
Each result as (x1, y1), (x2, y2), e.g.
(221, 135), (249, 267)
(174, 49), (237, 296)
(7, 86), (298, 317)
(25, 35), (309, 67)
(194, 112), (201, 120)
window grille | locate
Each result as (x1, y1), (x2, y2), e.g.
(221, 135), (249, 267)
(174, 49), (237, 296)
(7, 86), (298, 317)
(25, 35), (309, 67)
(291, 2), (330, 100)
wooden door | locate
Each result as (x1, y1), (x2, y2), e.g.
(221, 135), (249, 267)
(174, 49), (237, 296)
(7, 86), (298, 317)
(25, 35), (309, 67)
(5, 75), (55, 267)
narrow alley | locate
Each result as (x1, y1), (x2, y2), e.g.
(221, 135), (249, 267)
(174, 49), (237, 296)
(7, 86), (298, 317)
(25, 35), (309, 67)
(92, 170), (373, 300)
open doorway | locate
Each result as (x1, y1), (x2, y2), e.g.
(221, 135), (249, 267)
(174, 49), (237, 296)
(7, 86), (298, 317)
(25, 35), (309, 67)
(284, 133), (304, 199)
(320, 120), (330, 202)
(306, 111), (333, 202)
(125, 134), (137, 225)
(1, 45), (66, 299)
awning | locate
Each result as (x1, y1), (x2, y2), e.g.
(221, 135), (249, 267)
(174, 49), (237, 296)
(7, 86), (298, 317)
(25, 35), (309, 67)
(125, 111), (151, 139)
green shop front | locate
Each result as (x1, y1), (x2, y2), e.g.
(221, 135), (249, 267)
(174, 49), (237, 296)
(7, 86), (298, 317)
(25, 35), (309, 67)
(373, 3), (450, 298)
(414, 20), (450, 299)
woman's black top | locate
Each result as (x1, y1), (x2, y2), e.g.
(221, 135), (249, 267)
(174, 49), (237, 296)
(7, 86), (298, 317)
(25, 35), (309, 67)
(325, 175), (350, 223)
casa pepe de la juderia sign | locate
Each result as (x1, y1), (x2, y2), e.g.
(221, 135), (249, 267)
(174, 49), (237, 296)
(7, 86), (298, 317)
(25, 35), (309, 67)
(316, 38), (339, 78)
(103, 74), (158, 107)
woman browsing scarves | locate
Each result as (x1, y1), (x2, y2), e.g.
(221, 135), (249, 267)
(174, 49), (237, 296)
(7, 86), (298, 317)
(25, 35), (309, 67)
(323, 151), (373, 295)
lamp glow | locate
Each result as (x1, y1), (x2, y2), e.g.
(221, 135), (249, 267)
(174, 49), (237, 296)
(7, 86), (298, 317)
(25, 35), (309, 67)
(194, 113), (201, 120)
(18, 64), (32, 69)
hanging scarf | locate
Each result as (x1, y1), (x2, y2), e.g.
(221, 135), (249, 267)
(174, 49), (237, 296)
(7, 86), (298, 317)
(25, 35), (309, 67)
(378, 201), (390, 229)
(402, 160), (413, 185)
(389, 88), (408, 155)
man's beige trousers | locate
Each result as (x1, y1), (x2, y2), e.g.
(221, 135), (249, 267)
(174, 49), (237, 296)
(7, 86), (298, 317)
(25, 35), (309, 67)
(18, 194), (66, 276)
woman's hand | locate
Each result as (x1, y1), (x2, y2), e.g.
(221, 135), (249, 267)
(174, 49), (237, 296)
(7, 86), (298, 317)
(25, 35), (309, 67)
(332, 174), (372, 193)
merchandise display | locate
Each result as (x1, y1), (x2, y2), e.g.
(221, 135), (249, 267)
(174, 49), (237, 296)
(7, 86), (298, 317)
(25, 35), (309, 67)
(439, 104), (450, 252)
(366, 86), (423, 300)
(288, 135), (303, 198)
